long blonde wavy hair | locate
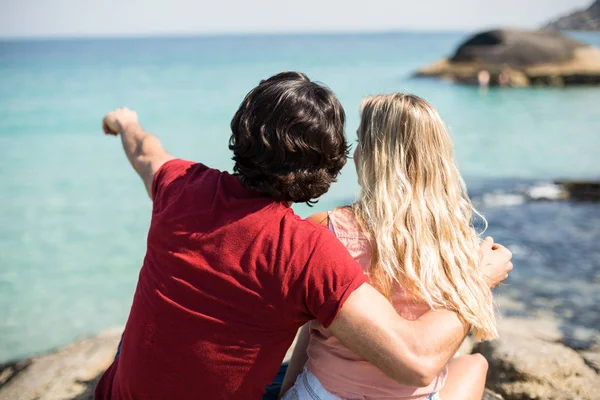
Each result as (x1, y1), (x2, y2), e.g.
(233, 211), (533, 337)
(353, 93), (497, 340)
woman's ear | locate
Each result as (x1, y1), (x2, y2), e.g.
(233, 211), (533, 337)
(353, 145), (360, 173)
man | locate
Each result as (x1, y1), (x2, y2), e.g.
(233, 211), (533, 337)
(95, 72), (512, 400)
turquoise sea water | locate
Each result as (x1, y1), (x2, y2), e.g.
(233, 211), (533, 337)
(1, 32), (600, 362)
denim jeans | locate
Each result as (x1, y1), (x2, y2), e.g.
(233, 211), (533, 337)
(281, 367), (340, 400)
(281, 368), (441, 400)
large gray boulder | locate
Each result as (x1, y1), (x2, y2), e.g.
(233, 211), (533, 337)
(450, 30), (584, 67)
(415, 29), (600, 86)
(475, 330), (600, 400)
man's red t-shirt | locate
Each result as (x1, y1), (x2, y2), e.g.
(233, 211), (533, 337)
(95, 159), (367, 400)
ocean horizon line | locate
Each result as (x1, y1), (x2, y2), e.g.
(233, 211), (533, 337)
(3, 27), (598, 44)
(0, 28), (494, 43)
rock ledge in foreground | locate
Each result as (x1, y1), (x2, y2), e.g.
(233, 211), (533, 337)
(0, 328), (122, 400)
(474, 328), (600, 400)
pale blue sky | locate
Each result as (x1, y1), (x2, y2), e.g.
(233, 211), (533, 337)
(0, 0), (593, 38)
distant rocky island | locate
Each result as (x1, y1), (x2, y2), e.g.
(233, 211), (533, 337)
(545, 0), (600, 31)
(415, 29), (600, 87)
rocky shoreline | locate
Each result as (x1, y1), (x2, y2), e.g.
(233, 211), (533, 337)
(1, 300), (599, 400)
(0, 328), (122, 400)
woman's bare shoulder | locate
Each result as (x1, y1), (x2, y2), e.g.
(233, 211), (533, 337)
(306, 211), (329, 227)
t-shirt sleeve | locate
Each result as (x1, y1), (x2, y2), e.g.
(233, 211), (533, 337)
(151, 158), (195, 203)
(296, 232), (368, 328)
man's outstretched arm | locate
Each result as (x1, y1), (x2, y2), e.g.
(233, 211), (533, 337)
(103, 108), (174, 198)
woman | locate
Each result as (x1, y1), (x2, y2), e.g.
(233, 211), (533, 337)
(281, 93), (496, 400)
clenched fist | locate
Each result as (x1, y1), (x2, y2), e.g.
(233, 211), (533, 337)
(102, 107), (139, 136)
(479, 236), (513, 289)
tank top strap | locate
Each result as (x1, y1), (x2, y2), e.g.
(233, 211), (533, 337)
(327, 206), (363, 240)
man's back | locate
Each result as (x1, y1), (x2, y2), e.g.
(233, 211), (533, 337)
(95, 159), (366, 400)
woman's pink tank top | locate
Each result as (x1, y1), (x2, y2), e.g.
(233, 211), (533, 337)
(306, 207), (447, 400)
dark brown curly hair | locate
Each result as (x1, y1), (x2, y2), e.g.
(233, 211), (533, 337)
(229, 72), (348, 205)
